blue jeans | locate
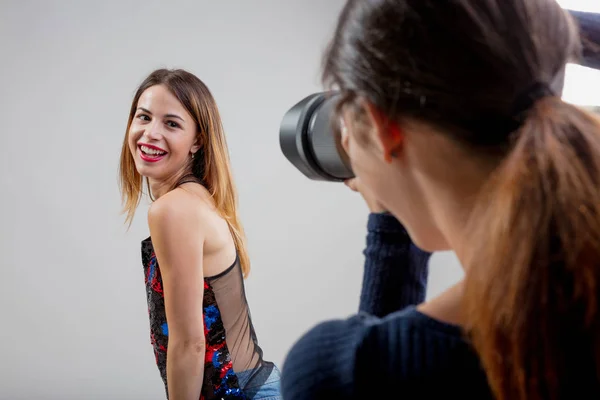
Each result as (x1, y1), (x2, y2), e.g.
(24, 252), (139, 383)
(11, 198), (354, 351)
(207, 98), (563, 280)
(236, 365), (281, 400)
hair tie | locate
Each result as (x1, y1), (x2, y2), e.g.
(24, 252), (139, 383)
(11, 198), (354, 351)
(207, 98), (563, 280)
(511, 81), (555, 118)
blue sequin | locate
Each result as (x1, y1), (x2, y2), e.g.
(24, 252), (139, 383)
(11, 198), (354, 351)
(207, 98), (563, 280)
(148, 256), (157, 282)
(204, 304), (219, 330)
(221, 368), (235, 385)
(224, 388), (243, 396)
(161, 322), (169, 336)
(212, 349), (222, 367)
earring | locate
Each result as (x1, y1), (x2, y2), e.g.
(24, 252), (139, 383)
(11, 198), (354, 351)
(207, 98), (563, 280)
(191, 153), (195, 159)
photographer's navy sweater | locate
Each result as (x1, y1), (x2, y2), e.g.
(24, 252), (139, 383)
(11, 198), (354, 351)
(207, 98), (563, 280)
(280, 213), (493, 399)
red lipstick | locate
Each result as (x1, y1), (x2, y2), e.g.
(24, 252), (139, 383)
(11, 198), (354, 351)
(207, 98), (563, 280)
(138, 143), (168, 163)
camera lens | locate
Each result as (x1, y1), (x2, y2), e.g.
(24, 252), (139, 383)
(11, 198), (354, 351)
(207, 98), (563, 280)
(279, 92), (354, 182)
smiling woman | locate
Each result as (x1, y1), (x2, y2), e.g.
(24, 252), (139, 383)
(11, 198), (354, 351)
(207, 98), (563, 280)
(126, 85), (201, 192)
(118, 69), (281, 400)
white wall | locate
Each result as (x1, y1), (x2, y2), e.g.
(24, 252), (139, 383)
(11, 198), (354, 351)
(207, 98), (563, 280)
(0, 1), (598, 399)
(557, 0), (600, 12)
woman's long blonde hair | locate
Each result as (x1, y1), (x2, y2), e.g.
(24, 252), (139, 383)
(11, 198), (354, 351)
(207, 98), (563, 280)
(119, 69), (251, 277)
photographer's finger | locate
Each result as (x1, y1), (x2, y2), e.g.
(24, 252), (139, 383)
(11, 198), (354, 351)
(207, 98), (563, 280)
(344, 178), (359, 192)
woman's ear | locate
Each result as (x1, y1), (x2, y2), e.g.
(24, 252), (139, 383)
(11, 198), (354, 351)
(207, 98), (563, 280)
(191, 135), (202, 155)
(362, 100), (404, 163)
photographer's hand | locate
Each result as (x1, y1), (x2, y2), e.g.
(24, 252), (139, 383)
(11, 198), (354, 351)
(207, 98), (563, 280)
(344, 177), (387, 214)
(344, 176), (431, 318)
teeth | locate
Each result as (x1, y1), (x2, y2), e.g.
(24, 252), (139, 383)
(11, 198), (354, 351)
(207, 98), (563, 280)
(141, 145), (166, 156)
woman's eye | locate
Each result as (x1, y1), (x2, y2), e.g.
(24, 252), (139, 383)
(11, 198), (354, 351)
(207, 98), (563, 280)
(166, 121), (180, 128)
(137, 114), (150, 121)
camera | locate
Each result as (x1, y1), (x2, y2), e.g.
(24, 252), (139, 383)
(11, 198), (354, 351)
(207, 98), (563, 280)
(279, 92), (354, 182)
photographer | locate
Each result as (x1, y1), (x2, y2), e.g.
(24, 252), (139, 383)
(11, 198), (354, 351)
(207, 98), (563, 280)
(281, 1), (600, 399)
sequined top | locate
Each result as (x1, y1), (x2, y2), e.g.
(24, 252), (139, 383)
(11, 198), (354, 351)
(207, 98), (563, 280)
(141, 238), (272, 400)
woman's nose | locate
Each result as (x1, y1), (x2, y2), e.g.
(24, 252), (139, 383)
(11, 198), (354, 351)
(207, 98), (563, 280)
(142, 122), (163, 141)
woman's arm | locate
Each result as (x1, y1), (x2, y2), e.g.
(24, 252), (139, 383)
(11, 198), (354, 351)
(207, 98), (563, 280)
(149, 193), (207, 400)
(359, 212), (431, 317)
(344, 178), (431, 317)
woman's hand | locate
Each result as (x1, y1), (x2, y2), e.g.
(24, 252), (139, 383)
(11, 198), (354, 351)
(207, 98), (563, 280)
(344, 177), (387, 213)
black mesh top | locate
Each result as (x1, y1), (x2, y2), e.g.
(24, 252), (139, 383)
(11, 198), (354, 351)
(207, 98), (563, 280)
(141, 238), (273, 400)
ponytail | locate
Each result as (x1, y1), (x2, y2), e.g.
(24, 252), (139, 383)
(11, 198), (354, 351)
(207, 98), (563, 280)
(463, 97), (600, 399)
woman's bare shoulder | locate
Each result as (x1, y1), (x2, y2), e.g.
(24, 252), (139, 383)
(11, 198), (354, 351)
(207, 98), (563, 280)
(148, 187), (219, 236)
